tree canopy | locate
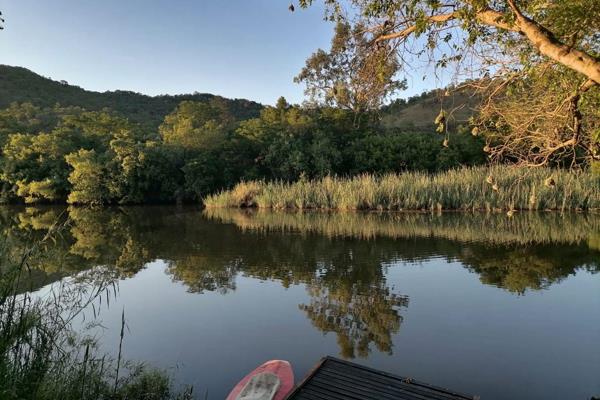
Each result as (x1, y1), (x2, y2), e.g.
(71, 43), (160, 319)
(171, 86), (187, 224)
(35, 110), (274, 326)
(296, 21), (406, 113)
(297, 0), (600, 167)
(0, 99), (485, 205)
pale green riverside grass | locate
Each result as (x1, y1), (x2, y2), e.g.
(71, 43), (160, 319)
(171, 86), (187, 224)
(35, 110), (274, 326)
(204, 166), (600, 212)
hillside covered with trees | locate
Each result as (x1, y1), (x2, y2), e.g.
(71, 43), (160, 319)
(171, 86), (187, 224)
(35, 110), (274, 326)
(0, 65), (485, 205)
(0, 65), (263, 130)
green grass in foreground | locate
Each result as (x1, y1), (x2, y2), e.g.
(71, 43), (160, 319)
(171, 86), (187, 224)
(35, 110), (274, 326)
(204, 166), (600, 211)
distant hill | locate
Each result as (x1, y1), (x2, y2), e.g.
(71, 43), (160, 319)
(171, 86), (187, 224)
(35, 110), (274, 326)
(381, 87), (479, 130)
(0, 65), (479, 132)
(0, 65), (264, 129)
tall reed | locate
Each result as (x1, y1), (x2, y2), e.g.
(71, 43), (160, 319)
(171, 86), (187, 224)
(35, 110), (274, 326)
(205, 166), (600, 211)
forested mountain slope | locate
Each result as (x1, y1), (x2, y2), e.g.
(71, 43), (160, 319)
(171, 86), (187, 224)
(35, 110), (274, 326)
(0, 65), (263, 129)
(0, 65), (487, 206)
(0, 65), (479, 131)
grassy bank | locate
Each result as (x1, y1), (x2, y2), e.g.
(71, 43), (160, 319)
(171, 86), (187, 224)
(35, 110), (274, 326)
(205, 166), (600, 211)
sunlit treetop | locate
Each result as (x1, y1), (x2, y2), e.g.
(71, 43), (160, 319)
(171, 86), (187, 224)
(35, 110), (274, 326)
(297, 0), (600, 167)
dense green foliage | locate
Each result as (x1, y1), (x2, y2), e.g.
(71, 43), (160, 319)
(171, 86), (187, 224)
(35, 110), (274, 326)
(205, 165), (600, 211)
(0, 66), (487, 205)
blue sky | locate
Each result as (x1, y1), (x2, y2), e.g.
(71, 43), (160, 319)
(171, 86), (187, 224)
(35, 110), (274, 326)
(0, 0), (438, 105)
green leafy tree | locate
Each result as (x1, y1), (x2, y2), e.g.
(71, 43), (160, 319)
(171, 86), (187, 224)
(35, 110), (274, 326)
(1, 130), (76, 202)
(0, 103), (62, 143)
(15, 179), (59, 204)
(159, 100), (231, 150)
(65, 149), (109, 205)
(0, 106), (166, 204)
(137, 142), (186, 203)
(295, 21), (405, 113)
(159, 100), (260, 199)
(107, 128), (148, 203)
(298, 0), (600, 166)
(238, 102), (352, 180)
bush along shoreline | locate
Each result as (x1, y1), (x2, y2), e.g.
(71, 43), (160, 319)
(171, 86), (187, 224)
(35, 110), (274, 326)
(204, 166), (600, 212)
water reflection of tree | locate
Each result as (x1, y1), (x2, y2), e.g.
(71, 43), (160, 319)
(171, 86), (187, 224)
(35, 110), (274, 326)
(207, 208), (600, 295)
(2, 206), (599, 358)
(460, 244), (600, 293)
(166, 257), (239, 294)
(0, 206), (152, 283)
(301, 284), (408, 358)
(156, 219), (409, 356)
(68, 208), (149, 275)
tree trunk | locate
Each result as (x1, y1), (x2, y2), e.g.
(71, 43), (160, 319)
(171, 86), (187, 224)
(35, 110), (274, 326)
(376, 5), (600, 84)
(512, 12), (600, 84)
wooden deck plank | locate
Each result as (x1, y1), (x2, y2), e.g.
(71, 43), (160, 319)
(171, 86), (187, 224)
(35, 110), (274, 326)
(321, 358), (473, 399)
(315, 368), (443, 400)
(318, 363), (465, 400)
(286, 357), (476, 400)
(310, 376), (399, 400)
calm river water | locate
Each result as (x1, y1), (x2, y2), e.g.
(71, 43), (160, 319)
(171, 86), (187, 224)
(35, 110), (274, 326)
(5, 206), (599, 399)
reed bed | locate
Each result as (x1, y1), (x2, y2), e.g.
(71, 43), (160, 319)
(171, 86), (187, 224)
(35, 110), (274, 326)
(205, 166), (600, 211)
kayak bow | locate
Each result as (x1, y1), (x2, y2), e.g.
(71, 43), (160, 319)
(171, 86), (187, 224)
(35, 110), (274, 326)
(226, 360), (294, 400)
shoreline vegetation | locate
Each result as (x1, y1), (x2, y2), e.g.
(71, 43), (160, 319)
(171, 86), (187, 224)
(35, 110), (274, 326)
(204, 166), (600, 212)
(0, 221), (193, 400)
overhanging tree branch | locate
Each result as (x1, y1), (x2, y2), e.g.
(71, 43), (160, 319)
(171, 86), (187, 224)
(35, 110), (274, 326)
(507, 0), (600, 84)
(374, 2), (600, 84)
(375, 12), (460, 42)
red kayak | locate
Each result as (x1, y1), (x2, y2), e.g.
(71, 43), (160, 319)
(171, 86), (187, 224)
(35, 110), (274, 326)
(226, 360), (294, 400)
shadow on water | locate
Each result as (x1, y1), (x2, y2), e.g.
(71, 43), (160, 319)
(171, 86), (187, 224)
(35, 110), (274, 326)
(1, 205), (599, 360)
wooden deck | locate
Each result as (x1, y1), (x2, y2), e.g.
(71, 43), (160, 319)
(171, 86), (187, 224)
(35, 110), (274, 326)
(286, 357), (476, 400)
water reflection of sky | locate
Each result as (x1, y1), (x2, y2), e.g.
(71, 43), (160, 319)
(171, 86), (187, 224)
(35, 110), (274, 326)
(83, 257), (600, 400)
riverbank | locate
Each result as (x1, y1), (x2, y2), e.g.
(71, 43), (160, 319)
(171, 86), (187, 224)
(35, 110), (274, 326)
(204, 166), (600, 212)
